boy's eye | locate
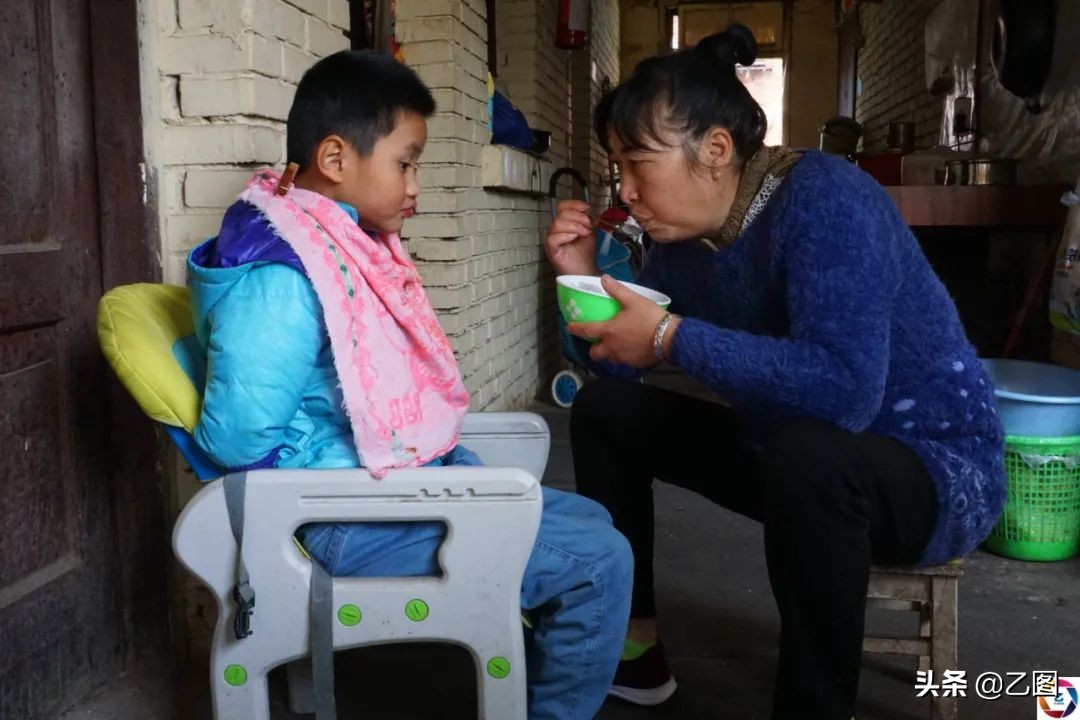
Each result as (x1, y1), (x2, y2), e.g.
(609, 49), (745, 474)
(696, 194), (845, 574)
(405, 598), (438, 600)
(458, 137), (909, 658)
(400, 162), (417, 173)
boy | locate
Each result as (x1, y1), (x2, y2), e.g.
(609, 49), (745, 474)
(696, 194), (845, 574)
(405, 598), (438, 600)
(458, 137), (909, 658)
(186, 50), (633, 719)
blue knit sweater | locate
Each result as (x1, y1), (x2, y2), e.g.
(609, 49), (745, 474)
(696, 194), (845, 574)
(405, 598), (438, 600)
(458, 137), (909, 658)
(599, 152), (1005, 565)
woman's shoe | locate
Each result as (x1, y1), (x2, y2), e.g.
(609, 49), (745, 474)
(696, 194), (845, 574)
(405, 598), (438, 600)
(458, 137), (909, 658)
(608, 640), (678, 706)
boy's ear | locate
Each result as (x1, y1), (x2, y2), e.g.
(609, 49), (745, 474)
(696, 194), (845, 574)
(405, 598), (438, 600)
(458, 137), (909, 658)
(312, 134), (349, 184)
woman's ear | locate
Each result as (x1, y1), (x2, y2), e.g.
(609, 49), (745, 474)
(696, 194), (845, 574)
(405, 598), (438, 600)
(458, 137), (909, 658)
(312, 134), (349, 184)
(701, 126), (737, 178)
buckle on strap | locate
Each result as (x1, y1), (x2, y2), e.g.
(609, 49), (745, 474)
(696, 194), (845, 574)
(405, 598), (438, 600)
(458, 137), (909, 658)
(232, 581), (255, 639)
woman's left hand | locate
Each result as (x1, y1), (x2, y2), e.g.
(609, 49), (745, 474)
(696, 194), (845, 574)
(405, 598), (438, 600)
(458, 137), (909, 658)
(567, 275), (677, 368)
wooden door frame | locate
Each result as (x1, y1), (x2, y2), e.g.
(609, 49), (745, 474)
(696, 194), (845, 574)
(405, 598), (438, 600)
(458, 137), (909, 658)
(837, 5), (860, 117)
(87, 0), (172, 665)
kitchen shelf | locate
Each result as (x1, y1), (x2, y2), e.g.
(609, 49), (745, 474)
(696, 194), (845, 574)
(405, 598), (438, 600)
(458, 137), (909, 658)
(884, 185), (1070, 230)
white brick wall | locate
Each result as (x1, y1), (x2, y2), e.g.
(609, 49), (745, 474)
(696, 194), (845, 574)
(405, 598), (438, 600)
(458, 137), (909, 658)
(395, 0), (603, 411)
(144, 0), (617, 414)
(855, 0), (944, 151)
(146, 0), (348, 269)
(571, 0), (619, 212)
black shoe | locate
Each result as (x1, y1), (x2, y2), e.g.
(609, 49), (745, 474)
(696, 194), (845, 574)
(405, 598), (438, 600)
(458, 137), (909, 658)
(608, 640), (678, 706)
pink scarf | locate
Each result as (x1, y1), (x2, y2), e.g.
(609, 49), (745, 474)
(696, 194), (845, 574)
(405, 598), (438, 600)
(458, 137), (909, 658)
(240, 169), (469, 477)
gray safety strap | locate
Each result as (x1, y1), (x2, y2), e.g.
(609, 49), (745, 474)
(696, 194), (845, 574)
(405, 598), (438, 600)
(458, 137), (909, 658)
(310, 559), (337, 719)
(223, 473), (255, 639)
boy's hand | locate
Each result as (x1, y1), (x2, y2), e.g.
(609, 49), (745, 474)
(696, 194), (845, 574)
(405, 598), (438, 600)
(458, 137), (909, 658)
(567, 275), (675, 368)
(545, 199), (599, 277)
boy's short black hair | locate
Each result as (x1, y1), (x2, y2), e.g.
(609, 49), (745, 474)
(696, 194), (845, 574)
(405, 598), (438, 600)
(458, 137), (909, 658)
(286, 50), (436, 168)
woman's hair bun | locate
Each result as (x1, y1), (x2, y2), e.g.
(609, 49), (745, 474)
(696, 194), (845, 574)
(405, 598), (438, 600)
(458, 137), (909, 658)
(695, 23), (758, 68)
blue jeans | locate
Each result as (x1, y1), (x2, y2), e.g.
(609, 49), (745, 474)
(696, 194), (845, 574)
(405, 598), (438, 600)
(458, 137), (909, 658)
(295, 446), (633, 720)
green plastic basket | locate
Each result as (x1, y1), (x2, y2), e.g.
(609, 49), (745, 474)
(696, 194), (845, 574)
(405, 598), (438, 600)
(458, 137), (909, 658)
(985, 435), (1080, 562)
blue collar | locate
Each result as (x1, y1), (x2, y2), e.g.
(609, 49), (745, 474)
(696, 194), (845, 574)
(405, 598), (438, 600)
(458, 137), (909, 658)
(337, 202), (360, 224)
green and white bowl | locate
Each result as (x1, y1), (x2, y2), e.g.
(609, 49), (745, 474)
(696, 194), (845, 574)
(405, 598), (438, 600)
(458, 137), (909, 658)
(556, 275), (671, 329)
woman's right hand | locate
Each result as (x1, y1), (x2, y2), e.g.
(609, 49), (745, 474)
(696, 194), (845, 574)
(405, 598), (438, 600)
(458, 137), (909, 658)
(545, 199), (599, 276)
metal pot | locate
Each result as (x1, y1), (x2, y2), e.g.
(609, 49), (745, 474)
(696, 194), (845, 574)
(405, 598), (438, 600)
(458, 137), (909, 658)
(968, 158), (1018, 185)
(887, 121), (915, 153)
(943, 160), (968, 186)
(820, 116), (863, 157)
(943, 158), (1018, 186)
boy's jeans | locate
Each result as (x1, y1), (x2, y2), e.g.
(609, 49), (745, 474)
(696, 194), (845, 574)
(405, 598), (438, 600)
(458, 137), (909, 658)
(295, 446), (633, 720)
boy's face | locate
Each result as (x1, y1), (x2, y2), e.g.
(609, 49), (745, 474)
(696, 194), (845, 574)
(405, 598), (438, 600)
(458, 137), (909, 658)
(339, 110), (427, 234)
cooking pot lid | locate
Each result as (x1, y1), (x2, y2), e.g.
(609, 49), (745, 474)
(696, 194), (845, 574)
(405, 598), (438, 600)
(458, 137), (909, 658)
(821, 116), (863, 136)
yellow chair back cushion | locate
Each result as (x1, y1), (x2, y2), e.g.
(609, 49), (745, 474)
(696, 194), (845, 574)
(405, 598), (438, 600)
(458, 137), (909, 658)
(97, 283), (201, 431)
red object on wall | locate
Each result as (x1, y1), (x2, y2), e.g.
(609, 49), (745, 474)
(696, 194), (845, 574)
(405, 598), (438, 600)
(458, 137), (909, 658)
(556, 0), (589, 49)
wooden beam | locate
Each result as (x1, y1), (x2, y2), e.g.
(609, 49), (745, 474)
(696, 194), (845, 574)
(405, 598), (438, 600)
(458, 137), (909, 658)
(863, 637), (931, 656)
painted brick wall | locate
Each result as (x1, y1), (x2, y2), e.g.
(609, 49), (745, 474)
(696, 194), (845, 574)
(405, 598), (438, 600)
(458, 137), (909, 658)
(399, 0), (586, 410)
(144, 0), (581, 412)
(139, 0), (350, 663)
(402, 0), (621, 414)
(571, 0), (620, 212)
(147, 0), (350, 283)
(855, 0), (944, 151)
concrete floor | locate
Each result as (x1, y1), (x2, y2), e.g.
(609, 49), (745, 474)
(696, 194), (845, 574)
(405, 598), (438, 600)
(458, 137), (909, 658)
(60, 404), (1079, 720)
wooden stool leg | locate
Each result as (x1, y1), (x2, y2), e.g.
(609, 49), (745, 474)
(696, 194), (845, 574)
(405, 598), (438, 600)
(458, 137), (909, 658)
(930, 576), (959, 720)
(918, 601), (932, 675)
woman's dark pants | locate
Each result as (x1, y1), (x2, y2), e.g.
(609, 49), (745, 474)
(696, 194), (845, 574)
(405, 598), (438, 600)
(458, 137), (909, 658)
(570, 377), (939, 720)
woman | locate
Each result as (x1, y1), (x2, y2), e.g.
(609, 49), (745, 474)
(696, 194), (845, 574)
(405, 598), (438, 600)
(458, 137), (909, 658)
(544, 24), (1005, 720)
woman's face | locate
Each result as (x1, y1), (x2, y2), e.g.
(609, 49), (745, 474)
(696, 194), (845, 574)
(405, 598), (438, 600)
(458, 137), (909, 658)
(608, 123), (740, 243)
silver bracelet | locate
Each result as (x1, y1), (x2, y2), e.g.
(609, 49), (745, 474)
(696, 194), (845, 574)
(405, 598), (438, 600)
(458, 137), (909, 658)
(653, 312), (677, 362)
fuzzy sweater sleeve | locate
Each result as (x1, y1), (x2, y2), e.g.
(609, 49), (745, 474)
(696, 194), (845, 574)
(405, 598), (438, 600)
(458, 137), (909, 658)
(670, 174), (899, 432)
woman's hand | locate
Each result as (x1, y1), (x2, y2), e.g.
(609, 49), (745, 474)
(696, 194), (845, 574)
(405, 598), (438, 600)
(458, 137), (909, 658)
(545, 199), (599, 277)
(567, 275), (679, 368)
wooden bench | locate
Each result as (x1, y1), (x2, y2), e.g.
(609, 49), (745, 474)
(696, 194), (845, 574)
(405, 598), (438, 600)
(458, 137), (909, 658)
(863, 562), (963, 720)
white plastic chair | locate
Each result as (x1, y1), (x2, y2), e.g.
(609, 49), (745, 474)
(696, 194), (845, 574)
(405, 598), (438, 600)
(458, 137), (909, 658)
(96, 284), (547, 719)
(173, 413), (547, 719)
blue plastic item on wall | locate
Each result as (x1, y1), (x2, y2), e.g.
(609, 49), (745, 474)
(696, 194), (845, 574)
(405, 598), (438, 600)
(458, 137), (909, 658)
(490, 90), (534, 151)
